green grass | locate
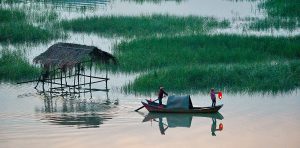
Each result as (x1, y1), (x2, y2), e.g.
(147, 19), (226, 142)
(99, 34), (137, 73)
(260, 0), (300, 18)
(0, 22), (61, 44)
(0, 8), (62, 44)
(126, 62), (300, 93)
(249, 17), (299, 31)
(113, 35), (300, 72)
(0, 49), (40, 82)
(59, 15), (230, 37)
(249, 0), (300, 31)
(112, 34), (300, 93)
(0, 9), (25, 23)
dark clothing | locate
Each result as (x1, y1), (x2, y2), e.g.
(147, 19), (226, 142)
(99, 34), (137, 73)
(210, 91), (217, 107)
(210, 91), (216, 101)
(158, 89), (168, 99)
(212, 99), (216, 107)
(158, 89), (168, 105)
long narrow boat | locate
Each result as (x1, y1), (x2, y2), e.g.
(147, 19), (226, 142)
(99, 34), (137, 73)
(142, 99), (223, 113)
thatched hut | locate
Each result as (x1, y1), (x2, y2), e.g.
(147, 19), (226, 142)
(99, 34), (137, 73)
(33, 42), (117, 97)
(34, 42), (116, 69)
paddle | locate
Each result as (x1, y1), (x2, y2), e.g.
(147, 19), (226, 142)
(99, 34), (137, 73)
(134, 98), (159, 112)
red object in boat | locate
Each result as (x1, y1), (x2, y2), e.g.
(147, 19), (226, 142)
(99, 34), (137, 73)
(218, 92), (222, 99)
(219, 123), (223, 130)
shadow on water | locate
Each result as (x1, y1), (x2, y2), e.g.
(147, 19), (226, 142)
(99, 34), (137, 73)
(36, 92), (119, 128)
(141, 112), (224, 136)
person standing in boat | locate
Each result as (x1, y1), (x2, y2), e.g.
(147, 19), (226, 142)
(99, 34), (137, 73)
(158, 86), (168, 106)
(210, 88), (219, 107)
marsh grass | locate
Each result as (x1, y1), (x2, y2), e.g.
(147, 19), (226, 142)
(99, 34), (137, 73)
(59, 15), (230, 37)
(126, 62), (300, 93)
(113, 35), (300, 72)
(0, 8), (25, 23)
(249, 0), (300, 31)
(249, 17), (299, 31)
(0, 49), (40, 82)
(260, 0), (300, 18)
(0, 8), (62, 44)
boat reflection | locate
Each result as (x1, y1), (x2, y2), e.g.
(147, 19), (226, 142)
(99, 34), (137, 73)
(37, 95), (119, 129)
(142, 113), (224, 136)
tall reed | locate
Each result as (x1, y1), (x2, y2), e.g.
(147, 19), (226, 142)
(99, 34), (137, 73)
(0, 49), (40, 82)
(60, 15), (230, 37)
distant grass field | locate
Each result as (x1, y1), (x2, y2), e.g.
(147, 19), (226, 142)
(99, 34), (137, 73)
(0, 8), (61, 44)
(59, 15), (230, 37)
(0, 49), (40, 82)
(113, 34), (300, 72)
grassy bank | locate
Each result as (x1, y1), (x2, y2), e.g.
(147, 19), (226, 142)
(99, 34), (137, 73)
(0, 8), (61, 44)
(126, 62), (300, 93)
(59, 15), (229, 37)
(0, 49), (40, 82)
(113, 35), (300, 72)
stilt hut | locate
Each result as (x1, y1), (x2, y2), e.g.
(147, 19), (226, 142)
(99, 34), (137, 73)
(33, 42), (116, 97)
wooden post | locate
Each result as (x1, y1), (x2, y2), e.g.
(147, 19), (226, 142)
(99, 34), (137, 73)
(73, 67), (76, 94)
(105, 65), (108, 90)
(90, 60), (92, 91)
(60, 68), (63, 93)
(89, 60), (92, 99)
(77, 63), (80, 97)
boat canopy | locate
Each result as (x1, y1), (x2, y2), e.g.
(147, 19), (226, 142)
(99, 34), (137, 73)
(166, 95), (193, 110)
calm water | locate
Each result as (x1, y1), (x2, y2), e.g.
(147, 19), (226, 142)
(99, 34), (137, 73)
(1, 82), (300, 148)
(1, 0), (300, 148)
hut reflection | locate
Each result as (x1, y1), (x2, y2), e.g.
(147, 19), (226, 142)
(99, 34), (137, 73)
(142, 113), (224, 136)
(38, 94), (119, 129)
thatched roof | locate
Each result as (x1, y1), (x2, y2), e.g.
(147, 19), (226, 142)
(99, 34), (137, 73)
(34, 43), (116, 68)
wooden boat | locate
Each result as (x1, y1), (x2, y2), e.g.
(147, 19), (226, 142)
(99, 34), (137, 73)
(142, 99), (223, 113)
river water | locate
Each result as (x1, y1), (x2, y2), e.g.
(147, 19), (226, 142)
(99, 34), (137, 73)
(1, 0), (300, 148)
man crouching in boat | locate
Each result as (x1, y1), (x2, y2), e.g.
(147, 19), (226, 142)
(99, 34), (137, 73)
(158, 86), (168, 107)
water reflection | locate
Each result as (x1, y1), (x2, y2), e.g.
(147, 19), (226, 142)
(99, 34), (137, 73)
(142, 112), (224, 136)
(37, 94), (119, 128)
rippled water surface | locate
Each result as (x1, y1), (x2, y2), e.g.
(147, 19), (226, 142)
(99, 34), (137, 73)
(1, 0), (300, 148)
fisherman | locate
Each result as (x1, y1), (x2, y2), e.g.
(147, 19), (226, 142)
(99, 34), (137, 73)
(158, 86), (168, 106)
(210, 88), (219, 107)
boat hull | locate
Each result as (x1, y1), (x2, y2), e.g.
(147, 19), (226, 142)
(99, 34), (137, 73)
(142, 101), (223, 113)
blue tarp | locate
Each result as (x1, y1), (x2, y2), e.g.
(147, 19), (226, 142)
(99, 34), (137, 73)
(166, 95), (193, 110)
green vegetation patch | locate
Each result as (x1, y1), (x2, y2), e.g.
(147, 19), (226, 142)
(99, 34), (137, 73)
(60, 15), (229, 37)
(114, 35), (300, 71)
(0, 9), (25, 23)
(249, 0), (300, 31)
(260, 0), (300, 18)
(249, 17), (299, 31)
(0, 8), (61, 44)
(0, 49), (40, 82)
(127, 62), (300, 93)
